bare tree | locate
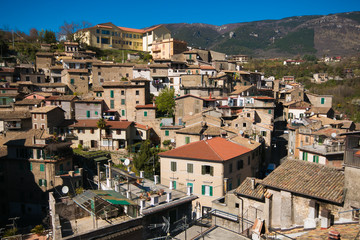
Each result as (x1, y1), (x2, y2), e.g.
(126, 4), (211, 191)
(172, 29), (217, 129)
(29, 28), (39, 42)
(57, 21), (92, 42)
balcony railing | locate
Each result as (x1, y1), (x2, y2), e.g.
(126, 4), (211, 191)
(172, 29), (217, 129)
(344, 148), (360, 168)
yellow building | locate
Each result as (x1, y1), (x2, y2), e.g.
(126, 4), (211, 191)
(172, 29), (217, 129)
(76, 22), (171, 52)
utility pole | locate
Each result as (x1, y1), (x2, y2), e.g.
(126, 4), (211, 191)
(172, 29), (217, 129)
(12, 30), (14, 48)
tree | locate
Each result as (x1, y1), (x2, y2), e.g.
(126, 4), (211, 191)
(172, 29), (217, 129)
(155, 87), (175, 116)
(29, 28), (39, 42)
(58, 21), (92, 42)
(97, 118), (106, 149)
(43, 30), (56, 44)
(133, 140), (160, 178)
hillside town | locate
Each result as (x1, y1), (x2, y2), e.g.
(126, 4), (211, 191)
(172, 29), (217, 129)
(0, 22), (360, 240)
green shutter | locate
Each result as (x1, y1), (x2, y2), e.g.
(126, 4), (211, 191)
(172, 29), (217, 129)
(44, 179), (47, 187)
(86, 111), (90, 118)
(185, 136), (190, 144)
(173, 181), (176, 190)
(121, 99), (125, 105)
(30, 163), (32, 171)
(40, 164), (44, 172)
(144, 111), (147, 117)
(39, 179), (42, 186)
(210, 166), (214, 176)
(321, 98), (325, 104)
(202, 166), (205, 175)
(110, 100), (114, 109)
(268, 109), (271, 114)
(70, 79), (74, 84)
(122, 110), (125, 116)
(210, 186), (213, 196)
(165, 130), (169, 136)
(187, 183), (193, 193)
(202, 185), (205, 195)
(110, 90), (114, 98)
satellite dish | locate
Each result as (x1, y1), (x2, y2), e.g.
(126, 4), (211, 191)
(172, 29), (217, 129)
(62, 186), (69, 194)
(124, 159), (130, 166)
(331, 133), (337, 138)
(239, 130), (244, 135)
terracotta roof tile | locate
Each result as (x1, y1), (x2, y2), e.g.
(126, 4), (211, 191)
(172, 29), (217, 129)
(261, 160), (344, 204)
(158, 137), (251, 161)
(70, 119), (133, 129)
(234, 177), (265, 200)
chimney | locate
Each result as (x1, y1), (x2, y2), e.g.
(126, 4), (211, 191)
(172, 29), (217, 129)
(140, 171), (144, 179)
(69, 171), (74, 177)
(251, 178), (256, 190)
(140, 199), (146, 214)
(97, 162), (100, 190)
(108, 160), (112, 179)
(169, 180), (174, 190)
(151, 195), (159, 206)
(187, 186), (192, 196)
(154, 175), (159, 185)
(166, 192), (172, 202)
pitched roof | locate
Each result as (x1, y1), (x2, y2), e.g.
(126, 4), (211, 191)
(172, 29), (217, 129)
(230, 85), (254, 95)
(234, 178), (265, 200)
(57, 95), (78, 101)
(306, 107), (332, 115)
(14, 99), (44, 105)
(30, 105), (64, 113)
(229, 135), (261, 150)
(135, 104), (156, 109)
(70, 119), (133, 129)
(2, 129), (52, 147)
(0, 110), (31, 120)
(261, 160), (344, 204)
(158, 137), (251, 161)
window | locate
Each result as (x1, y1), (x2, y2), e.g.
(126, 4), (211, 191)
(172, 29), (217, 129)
(86, 111), (90, 118)
(110, 90), (114, 98)
(33, 113), (37, 119)
(288, 112), (293, 119)
(321, 98), (325, 104)
(235, 203), (240, 208)
(41, 114), (45, 120)
(98, 72), (101, 76)
(90, 129), (94, 134)
(300, 113), (304, 118)
(41, 124), (45, 129)
(40, 164), (45, 172)
(268, 109), (272, 114)
(237, 160), (243, 170)
(29, 162), (32, 171)
(201, 165), (214, 176)
(70, 79), (74, 84)
(243, 123), (246, 127)
(110, 100), (114, 109)
(144, 111), (147, 117)
(165, 130), (169, 136)
(261, 131), (267, 137)
(187, 163), (193, 173)
(116, 129), (121, 135)
(202, 185), (213, 196)
(187, 183), (193, 193)
(171, 161), (177, 172)
(34, 123), (37, 129)
(303, 152), (308, 161)
(121, 99), (125, 105)
(136, 90), (139, 95)
(95, 111), (98, 116)
(185, 136), (190, 144)
(101, 38), (110, 44)
(172, 181), (176, 189)
(229, 163), (233, 173)
(121, 110), (125, 116)
(247, 113), (250, 117)
(39, 179), (47, 187)
(313, 155), (319, 163)
(96, 29), (100, 34)
(121, 90), (125, 95)
(101, 30), (110, 35)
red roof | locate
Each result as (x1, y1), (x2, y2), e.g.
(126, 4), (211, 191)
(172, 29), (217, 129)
(135, 104), (156, 109)
(200, 65), (215, 70)
(118, 26), (145, 33)
(70, 119), (133, 129)
(159, 137), (251, 161)
(136, 123), (152, 130)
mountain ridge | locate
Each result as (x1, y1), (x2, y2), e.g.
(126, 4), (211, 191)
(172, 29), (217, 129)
(164, 11), (360, 58)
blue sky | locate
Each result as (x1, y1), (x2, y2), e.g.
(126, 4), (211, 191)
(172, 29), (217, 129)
(1, 0), (359, 33)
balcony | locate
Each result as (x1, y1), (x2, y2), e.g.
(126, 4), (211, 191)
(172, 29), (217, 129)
(298, 143), (345, 156)
(102, 133), (112, 139)
(6, 122), (21, 129)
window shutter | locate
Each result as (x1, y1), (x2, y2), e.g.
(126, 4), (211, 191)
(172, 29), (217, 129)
(29, 163), (32, 171)
(44, 180), (47, 187)
(39, 179), (42, 186)
(210, 166), (214, 176)
(110, 90), (114, 98)
(202, 185), (205, 195)
(40, 164), (44, 172)
(210, 186), (213, 196)
(202, 166), (205, 175)
(173, 181), (176, 190)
